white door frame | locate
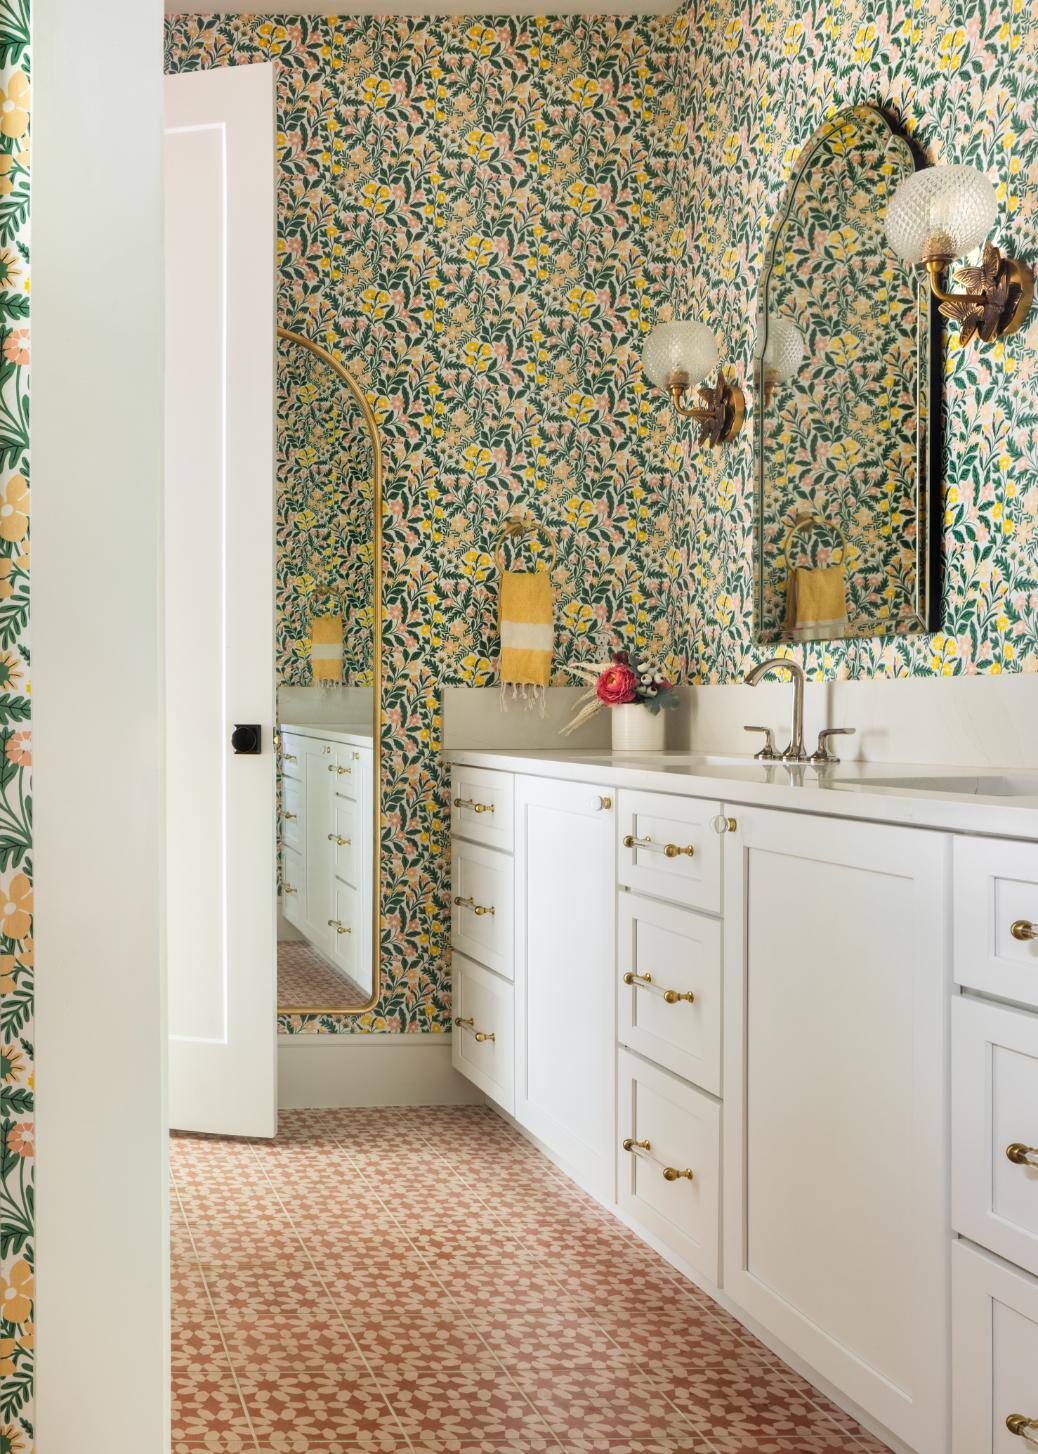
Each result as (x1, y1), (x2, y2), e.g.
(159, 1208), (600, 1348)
(35, 1), (169, 1450)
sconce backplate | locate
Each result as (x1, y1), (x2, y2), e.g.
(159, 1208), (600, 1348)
(936, 242), (1033, 343)
(697, 373), (746, 447)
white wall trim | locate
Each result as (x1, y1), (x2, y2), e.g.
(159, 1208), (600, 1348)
(34, 1), (168, 1449)
(278, 1033), (484, 1109)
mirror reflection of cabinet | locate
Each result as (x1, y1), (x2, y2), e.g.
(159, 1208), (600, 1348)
(754, 105), (938, 645)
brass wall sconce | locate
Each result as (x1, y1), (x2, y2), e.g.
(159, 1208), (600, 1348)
(885, 163), (1033, 344)
(641, 320), (745, 445)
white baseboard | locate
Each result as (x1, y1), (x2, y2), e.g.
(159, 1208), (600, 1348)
(277, 1033), (485, 1109)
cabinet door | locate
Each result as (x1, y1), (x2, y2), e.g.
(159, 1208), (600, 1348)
(952, 1240), (1038, 1454)
(304, 747), (334, 951)
(515, 775), (616, 1200)
(723, 805), (950, 1454)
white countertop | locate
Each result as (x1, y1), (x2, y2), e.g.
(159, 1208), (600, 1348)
(444, 748), (1038, 840)
(281, 721), (373, 748)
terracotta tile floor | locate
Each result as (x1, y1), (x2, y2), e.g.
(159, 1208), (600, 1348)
(171, 1106), (890, 1454)
(277, 940), (369, 1013)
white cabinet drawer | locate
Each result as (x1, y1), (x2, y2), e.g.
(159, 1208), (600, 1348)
(618, 789), (722, 914)
(450, 765), (514, 853)
(451, 952), (514, 1113)
(952, 1241), (1038, 1454)
(280, 732), (304, 780)
(332, 745), (362, 801)
(281, 777), (304, 851)
(618, 893), (722, 1096)
(329, 880), (358, 982)
(451, 838), (513, 980)
(955, 837), (1038, 1010)
(330, 795), (361, 888)
(281, 844), (304, 928)
(953, 996), (1038, 1277)
(617, 1048), (720, 1283)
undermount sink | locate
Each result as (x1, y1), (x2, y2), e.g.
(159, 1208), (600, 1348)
(835, 773), (1038, 798)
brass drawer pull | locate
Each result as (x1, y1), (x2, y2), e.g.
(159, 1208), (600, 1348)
(327, 919), (351, 935)
(712, 815), (737, 834)
(454, 895), (495, 917)
(283, 811), (298, 821)
(623, 833), (695, 860)
(454, 1015), (495, 1043)
(337, 765), (351, 776)
(282, 752), (298, 763)
(453, 796), (496, 814)
(1007, 1142), (1038, 1168)
(1007, 1415), (1038, 1443)
(622, 1137), (694, 1183)
(1011, 919), (1038, 942)
(623, 970), (694, 1005)
(283, 884), (297, 895)
(328, 833), (351, 846)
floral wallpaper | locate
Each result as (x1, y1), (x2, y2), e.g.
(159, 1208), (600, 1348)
(757, 106), (924, 641)
(0, 0), (32, 1443)
(278, 333), (375, 686)
(166, 15), (680, 1035)
(666, 0), (1038, 680)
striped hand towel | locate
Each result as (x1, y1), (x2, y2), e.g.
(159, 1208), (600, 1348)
(499, 569), (553, 706)
(310, 614), (344, 684)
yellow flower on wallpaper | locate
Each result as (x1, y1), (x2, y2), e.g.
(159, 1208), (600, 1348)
(783, 20), (804, 57)
(459, 652), (494, 685)
(256, 21), (288, 55)
(562, 494), (594, 529)
(464, 128), (498, 161)
(938, 27), (968, 70)
(465, 23), (499, 57)
(359, 287), (392, 319)
(459, 549), (493, 582)
(562, 600), (595, 634)
(566, 181), (599, 216)
(570, 75), (601, 109)
(360, 181), (390, 215)
(462, 444), (493, 476)
(852, 23), (878, 62)
(463, 234), (496, 267)
(0, 70), (28, 140)
(462, 338), (495, 372)
(360, 74), (392, 108)
(564, 391), (597, 424)
(566, 287), (598, 320)
(0, 473), (28, 543)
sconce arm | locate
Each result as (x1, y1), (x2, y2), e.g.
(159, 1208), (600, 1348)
(667, 371), (746, 447)
(922, 245), (1032, 344)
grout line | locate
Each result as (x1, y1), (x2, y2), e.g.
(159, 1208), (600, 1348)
(172, 1177), (263, 1454)
(241, 1135), (418, 1454)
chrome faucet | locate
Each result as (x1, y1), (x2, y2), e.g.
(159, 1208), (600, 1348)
(745, 657), (807, 762)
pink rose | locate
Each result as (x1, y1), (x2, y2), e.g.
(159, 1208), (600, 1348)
(596, 663), (638, 706)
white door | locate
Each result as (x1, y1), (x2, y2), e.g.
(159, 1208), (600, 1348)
(165, 63), (277, 1137)
(722, 805), (950, 1454)
(514, 775), (616, 1199)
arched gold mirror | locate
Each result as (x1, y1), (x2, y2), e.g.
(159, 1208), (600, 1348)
(274, 327), (382, 1020)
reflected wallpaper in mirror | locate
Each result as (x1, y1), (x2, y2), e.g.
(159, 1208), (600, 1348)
(277, 334), (375, 687)
(754, 105), (936, 645)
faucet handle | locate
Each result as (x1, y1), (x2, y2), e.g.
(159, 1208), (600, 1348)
(810, 727), (855, 765)
(744, 725), (778, 761)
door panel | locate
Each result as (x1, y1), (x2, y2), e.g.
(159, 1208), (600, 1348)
(165, 62), (277, 1137)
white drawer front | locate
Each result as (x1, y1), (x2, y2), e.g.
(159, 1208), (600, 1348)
(451, 952), (514, 1113)
(617, 1048), (720, 1283)
(955, 837), (1038, 1010)
(451, 765), (514, 853)
(332, 745), (363, 801)
(281, 845), (304, 928)
(280, 732), (304, 780)
(281, 777), (304, 851)
(618, 789), (722, 914)
(952, 1241), (1038, 1454)
(618, 893), (722, 1096)
(451, 838), (513, 980)
(329, 880), (359, 982)
(331, 795), (361, 888)
(953, 996), (1038, 1277)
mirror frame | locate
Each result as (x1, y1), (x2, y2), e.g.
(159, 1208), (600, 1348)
(275, 326), (383, 1017)
(753, 103), (941, 645)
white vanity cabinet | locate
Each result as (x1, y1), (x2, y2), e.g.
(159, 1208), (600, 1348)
(721, 805), (951, 1454)
(279, 724), (373, 993)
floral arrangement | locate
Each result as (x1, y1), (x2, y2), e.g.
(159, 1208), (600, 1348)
(561, 650), (679, 736)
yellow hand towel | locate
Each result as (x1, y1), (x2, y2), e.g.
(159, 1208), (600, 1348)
(499, 569), (553, 701)
(784, 565), (849, 639)
(311, 614), (344, 684)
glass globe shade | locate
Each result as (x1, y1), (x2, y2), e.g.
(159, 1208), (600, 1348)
(762, 316), (805, 382)
(884, 164), (997, 264)
(641, 320), (719, 389)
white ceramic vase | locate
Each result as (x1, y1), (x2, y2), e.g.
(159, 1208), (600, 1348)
(610, 702), (665, 752)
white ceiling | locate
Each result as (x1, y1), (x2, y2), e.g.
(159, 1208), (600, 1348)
(165, 2), (673, 13)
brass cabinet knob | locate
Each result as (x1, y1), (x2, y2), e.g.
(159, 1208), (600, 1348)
(1011, 919), (1038, 942)
(1006, 1143), (1038, 1168)
(337, 765), (351, 776)
(663, 842), (695, 859)
(283, 811), (297, 821)
(622, 1137), (651, 1153)
(283, 753), (298, 763)
(593, 796), (612, 811)
(327, 833), (351, 846)
(662, 1165), (695, 1182)
(453, 796), (495, 814)
(327, 919), (351, 935)
(712, 815), (737, 834)
(454, 1015), (495, 1043)
(454, 894), (495, 917)
(1007, 1414), (1038, 1439)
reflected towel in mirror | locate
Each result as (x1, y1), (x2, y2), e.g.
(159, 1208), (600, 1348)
(784, 565), (849, 640)
(310, 613), (344, 684)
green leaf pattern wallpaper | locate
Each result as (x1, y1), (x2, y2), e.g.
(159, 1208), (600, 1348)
(164, 5), (1038, 1052)
(0, 0), (31, 1445)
